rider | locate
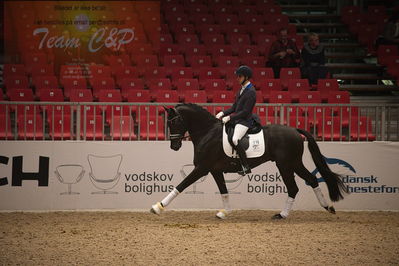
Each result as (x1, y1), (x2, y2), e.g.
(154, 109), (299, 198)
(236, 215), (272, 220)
(216, 65), (256, 175)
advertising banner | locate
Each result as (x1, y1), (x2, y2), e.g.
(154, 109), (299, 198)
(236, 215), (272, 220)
(0, 141), (398, 211)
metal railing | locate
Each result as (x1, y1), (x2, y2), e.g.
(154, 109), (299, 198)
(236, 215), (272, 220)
(0, 102), (398, 141)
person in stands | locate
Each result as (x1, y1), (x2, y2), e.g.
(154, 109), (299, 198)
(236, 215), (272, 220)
(300, 32), (328, 85)
(268, 27), (300, 78)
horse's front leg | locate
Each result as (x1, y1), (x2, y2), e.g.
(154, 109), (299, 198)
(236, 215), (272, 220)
(150, 166), (209, 215)
(211, 171), (231, 219)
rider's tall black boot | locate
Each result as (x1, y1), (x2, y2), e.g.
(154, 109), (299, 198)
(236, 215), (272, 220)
(235, 140), (251, 176)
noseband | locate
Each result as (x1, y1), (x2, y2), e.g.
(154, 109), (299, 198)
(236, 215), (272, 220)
(167, 111), (187, 141)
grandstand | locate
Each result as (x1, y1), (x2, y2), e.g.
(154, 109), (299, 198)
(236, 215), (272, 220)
(1, 0), (398, 141)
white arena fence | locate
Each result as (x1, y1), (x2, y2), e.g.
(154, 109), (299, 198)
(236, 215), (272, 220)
(0, 102), (398, 141)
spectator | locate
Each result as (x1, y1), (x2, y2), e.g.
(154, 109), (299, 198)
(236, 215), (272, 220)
(300, 33), (328, 85)
(375, 11), (399, 49)
(268, 28), (300, 78)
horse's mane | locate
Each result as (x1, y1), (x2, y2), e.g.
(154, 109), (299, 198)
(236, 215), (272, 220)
(176, 103), (219, 124)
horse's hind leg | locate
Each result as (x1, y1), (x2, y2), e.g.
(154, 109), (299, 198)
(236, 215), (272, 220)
(150, 167), (208, 215)
(294, 162), (335, 214)
(211, 171), (231, 219)
(273, 162), (298, 219)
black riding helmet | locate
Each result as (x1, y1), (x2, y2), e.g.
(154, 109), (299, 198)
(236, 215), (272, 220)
(235, 65), (253, 79)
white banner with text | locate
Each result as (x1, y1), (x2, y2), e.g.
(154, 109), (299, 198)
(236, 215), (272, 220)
(0, 141), (398, 211)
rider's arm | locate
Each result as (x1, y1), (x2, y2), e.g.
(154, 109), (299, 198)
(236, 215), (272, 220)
(230, 91), (256, 121)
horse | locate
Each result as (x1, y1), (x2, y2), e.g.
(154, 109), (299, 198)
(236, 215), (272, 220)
(150, 103), (348, 219)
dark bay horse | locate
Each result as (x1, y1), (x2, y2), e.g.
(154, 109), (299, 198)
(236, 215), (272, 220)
(151, 103), (348, 219)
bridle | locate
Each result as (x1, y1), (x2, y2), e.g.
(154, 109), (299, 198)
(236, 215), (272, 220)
(167, 112), (189, 141)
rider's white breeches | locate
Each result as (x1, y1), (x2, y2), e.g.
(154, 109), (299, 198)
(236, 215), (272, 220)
(232, 124), (249, 146)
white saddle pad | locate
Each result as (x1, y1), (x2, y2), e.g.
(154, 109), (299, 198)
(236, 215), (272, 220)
(222, 125), (265, 158)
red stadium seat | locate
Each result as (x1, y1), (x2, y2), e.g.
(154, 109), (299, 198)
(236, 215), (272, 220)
(215, 56), (240, 68)
(143, 67), (168, 81)
(119, 78), (144, 99)
(198, 67), (222, 82)
(32, 76), (59, 91)
(208, 45), (233, 60)
(317, 116), (346, 141)
(176, 78), (200, 93)
(316, 79), (339, 102)
(0, 114), (13, 140)
(4, 76), (29, 90)
(172, 24), (196, 36)
(268, 90), (292, 115)
(70, 89), (93, 102)
(113, 66), (140, 85)
(215, 14), (239, 25)
(25, 53), (47, 67)
(30, 64), (54, 77)
(4, 64), (26, 77)
(287, 79), (311, 102)
(177, 34), (199, 45)
(138, 114), (165, 140)
(191, 13), (215, 26)
(170, 67), (194, 86)
(298, 91), (322, 116)
(241, 56), (267, 69)
(212, 90), (234, 103)
(146, 78), (172, 91)
(252, 67), (274, 88)
(238, 45), (261, 57)
(259, 79), (283, 98)
(88, 65), (112, 78)
(280, 68), (301, 89)
(202, 34), (226, 45)
(182, 90), (207, 103)
(48, 115), (73, 140)
(127, 43), (154, 55)
(196, 24), (223, 36)
(159, 43), (180, 58)
(62, 78), (87, 98)
(202, 79), (227, 94)
(163, 55), (185, 67)
(80, 115), (105, 140)
(17, 114), (44, 140)
(160, 33), (174, 44)
(327, 91), (350, 115)
(9, 88), (35, 115)
(377, 45), (399, 66)
(107, 55), (131, 67)
(350, 116), (376, 141)
(182, 44), (207, 65)
(151, 89), (179, 103)
(109, 115), (137, 140)
(133, 55), (159, 67)
(90, 77), (116, 98)
(190, 55), (212, 72)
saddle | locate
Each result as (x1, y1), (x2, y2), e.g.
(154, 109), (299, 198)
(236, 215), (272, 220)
(222, 118), (265, 159)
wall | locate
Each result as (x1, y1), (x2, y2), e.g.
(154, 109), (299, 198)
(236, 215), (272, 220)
(0, 141), (398, 211)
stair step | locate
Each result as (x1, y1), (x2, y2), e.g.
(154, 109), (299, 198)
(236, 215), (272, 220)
(298, 33), (352, 39)
(288, 14), (340, 20)
(340, 84), (399, 91)
(280, 5), (335, 11)
(326, 63), (381, 70)
(321, 42), (362, 48)
(294, 23), (346, 28)
(326, 53), (367, 59)
(333, 73), (386, 80)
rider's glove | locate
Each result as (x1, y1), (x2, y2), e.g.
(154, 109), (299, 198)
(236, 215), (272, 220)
(222, 116), (231, 124)
(215, 111), (224, 119)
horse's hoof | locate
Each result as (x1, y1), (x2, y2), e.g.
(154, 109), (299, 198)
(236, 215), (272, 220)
(272, 213), (285, 220)
(216, 209), (229, 219)
(325, 206), (336, 214)
(150, 202), (164, 215)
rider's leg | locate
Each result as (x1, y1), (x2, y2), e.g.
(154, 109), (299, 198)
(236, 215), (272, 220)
(232, 124), (251, 175)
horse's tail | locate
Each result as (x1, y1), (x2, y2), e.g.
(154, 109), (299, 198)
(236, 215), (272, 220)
(296, 128), (348, 202)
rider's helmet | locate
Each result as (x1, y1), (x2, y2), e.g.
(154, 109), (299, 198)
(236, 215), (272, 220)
(235, 65), (253, 79)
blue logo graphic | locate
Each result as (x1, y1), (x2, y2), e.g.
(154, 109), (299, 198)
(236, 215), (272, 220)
(310, 157), (356, 184)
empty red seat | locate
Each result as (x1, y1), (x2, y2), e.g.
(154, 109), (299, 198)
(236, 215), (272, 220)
(259, 79), (283, 96)
(170, 67), (194, 86)
(316, 79), (339, 102)
(4, 64), (26, 77)
(70, 89), (93, 102)
(238, 45), (261, 57)
(163, 55), (185, 67)
(30, 64), (54, 77)
(287, 79), (311, 101)
(215, 14), (239, 25)
(196, 24), (223, 36)
(88, 65), (112, 78)
(120, 78), (145, 99)
(62, 78), (87, 98)
(191, 13), (215, 25)
(127, 43), (154, 55)
(212, 90), (234, 103)
(268, 90), (292, 115)
(9, 88), (35, 114)
(33, 76), (58, 91)
(177, 34), (199, 45)
(126, 90), (152, 114)
(377, 45), (399, 66)
(215, 56), (240, 68)
(80, 115), (105, 140)
(298, 91), (322, 116)
(327, 91), (350, 114)
(280, 68), (301, 88)
(341, 6), (361, 24)
(172, 24), (196, 36)
(176, 78), (200, 93)
(202, 34), (226, 45)
(182, 90), (207, 103)
(350, 116), (376, 141)
(0, 114), (13, 140)
(107, 55), (131, 67)
(202, 79), (227, 93)
(48, 115), (73, 140)
(133, 54), (158, 67)
(138, 114), (165, 140)
(241, 56), (267, 69)
(146, 78), (172, 91)
(90, 77), (116, 98)
(190, 55), (212, 72)
(208, 45), (233, 60)
(159, 43), (180, 57)
(252, 67), (274, 87)
(114, 66), (139, 84)
(17, 114), (44, 140)
(151, 90), (179, 103)
(198, 67), (222, 81)
(25, 53), (48, 67)
(109, 115), (137, 140)
(182, 44), (207, 65)
(317, 116), (346, 141)
(4, 76), (29, 90)
(60, 65), (83, 79)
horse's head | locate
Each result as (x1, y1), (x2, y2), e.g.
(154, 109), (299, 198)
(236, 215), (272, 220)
(165, 106), (186, 151)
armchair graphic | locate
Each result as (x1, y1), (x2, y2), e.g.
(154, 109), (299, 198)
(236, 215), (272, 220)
(55, 164), (85, 195)
(87, 154), (122, 194)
